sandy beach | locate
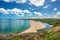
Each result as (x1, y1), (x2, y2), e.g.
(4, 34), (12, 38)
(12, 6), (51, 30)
(0, 20), (46, 38)
(19, 20), (46, 34)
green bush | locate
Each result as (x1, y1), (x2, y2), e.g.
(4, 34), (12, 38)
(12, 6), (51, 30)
(11, 37), (23, 40)
(43, 31), (60, 40)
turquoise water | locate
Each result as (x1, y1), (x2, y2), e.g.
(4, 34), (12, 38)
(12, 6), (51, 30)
(0, 19), (30, 34)
(0, 19), (53, 34)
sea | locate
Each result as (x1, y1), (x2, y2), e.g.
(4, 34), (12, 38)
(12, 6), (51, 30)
(0, 19), (30, 34)
(0, 19), (53, 34)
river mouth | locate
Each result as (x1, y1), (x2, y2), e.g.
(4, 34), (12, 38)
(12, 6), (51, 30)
(0, 19), (30, 34)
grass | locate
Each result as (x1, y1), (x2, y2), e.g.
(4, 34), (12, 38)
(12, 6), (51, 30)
(9, 36), (23, 40)
(43, 30), (60, 40)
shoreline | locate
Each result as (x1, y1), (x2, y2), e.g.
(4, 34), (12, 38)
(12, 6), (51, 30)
(18, 20), (46, 35)
(0, 20), (46, 38)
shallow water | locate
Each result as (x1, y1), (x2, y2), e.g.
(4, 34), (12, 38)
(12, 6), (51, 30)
(35, 20), (53, 32)
(0, 19), (30, 34)
(38, 23), (53, 32)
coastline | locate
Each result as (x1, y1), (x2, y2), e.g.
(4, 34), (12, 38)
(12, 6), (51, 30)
(18, 20), (46, 35)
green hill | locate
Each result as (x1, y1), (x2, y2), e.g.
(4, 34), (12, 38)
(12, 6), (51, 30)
(38, 19), (60, 27)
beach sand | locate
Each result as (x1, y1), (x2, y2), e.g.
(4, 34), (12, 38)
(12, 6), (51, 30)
(0, 20), (46, 38)
(19, 20), (46, 34)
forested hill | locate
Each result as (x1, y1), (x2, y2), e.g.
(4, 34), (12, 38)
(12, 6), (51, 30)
(38, 19), (60, 27)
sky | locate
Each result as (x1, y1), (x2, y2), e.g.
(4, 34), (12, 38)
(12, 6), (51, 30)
(0, 0), (60, 19)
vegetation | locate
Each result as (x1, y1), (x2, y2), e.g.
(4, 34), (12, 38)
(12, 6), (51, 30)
(43, 29), (60, 40)
(9, 29), (60, 40)
(9, 27), (60, 40)
(39, 19), (60, 27)
(10, 37), (23, 40)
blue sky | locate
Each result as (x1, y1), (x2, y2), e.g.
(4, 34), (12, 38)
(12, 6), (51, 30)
(0, 0), (60, 19)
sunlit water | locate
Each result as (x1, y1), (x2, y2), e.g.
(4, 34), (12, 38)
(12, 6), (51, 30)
(0, 19), (30, 34)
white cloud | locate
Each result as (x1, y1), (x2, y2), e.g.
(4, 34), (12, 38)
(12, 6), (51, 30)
(0, 8), (8, 14)
(51, 0), (56, 2)
(0, 8), (60, 18)
(30, 0), (45, 7)
(53, 8), (57, 11)
(43, 5), (50, 8)
(7, 8), (31, 16)
(23, 10), (30, 13)
(3, 0), (26, 3)
(8, 8), (23, 13)
(7, 8), (31, 14)
(0, 8), (31, 16)
(54, 12), (60, 18)
(4, 0), (13, 2)
(43, 12), (60, 18)
(16, 0), (27, 3)
(34, 12), (43, 16)
(7, 8), (23, 16)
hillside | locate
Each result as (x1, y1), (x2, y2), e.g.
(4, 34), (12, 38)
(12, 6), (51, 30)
(38, 19), (60, 27)
(9, 26), (60, 40)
